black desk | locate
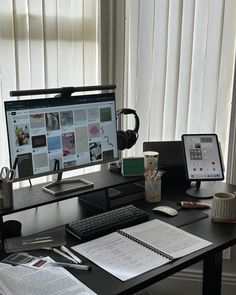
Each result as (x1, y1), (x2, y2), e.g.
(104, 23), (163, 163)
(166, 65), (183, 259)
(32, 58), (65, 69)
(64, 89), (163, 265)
(1, 173), (236, 295)
(0, 171), (143, 238)
(54, 182), (234, 295)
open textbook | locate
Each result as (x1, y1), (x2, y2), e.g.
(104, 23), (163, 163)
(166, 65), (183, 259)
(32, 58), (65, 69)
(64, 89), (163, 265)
(0, 258), (96, 295)
(72, 219), (212, 281)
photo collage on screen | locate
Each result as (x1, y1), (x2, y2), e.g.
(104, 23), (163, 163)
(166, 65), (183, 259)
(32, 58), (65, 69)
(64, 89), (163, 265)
(6, 99), (117, 179)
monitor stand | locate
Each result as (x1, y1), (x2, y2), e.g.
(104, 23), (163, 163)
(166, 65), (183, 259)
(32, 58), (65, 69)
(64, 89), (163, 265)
(185, 180), (213, 199)
(42, 172), (94, 196)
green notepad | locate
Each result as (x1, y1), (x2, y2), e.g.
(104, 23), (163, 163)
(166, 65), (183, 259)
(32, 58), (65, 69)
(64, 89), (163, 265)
(122, 157), (144, 176)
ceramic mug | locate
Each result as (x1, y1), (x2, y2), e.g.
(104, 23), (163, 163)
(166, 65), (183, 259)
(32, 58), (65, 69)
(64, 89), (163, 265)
(211, 192), (236, 222)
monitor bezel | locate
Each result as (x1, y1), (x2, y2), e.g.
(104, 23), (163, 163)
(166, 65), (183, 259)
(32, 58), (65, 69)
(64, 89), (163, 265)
(181, 133), (224, 182)
(4, 92), (118, 182)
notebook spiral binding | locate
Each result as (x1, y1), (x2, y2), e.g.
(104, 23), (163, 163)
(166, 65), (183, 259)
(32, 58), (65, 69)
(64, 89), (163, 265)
(117, 229), (174, 261)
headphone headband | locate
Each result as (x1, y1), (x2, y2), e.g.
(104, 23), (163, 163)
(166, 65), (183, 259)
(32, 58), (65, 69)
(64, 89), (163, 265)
(116, 108), (140, 134)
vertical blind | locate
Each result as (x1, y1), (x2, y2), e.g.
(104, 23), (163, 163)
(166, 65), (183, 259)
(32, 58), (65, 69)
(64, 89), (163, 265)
(227, 62), (236, 184)
(0, 0), (101, 178)
(123, 0), (236, 171)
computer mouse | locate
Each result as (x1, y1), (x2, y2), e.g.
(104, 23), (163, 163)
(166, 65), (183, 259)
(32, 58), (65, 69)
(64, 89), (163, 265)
(152, 206), (178, 217)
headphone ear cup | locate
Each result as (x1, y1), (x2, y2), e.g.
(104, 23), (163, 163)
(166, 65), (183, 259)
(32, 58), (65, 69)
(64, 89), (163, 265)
(125, 130), (138, 149)
(117, 130), (129, 150)
(116, 108), (139, 150)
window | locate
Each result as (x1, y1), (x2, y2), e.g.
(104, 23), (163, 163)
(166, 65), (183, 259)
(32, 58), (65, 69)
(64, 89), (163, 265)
(122, 0), (236, 179)
(0, 0), (102, 183)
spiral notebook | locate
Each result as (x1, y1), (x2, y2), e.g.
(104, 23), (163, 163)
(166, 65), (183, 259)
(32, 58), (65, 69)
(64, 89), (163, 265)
(72, 219), (212, 281)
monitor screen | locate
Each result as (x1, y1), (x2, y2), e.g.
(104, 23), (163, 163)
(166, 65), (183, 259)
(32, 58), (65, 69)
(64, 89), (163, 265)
(182, 134), (224, 181)
(4, 92), (118, 184)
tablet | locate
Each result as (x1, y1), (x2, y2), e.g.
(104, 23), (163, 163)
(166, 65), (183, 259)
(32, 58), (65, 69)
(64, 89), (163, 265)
(181, 134), (224, 198)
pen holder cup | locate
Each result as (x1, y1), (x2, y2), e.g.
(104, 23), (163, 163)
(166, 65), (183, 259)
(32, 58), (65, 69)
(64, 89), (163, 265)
(0, 181), (13, 210)
(145, 177), (161, 203)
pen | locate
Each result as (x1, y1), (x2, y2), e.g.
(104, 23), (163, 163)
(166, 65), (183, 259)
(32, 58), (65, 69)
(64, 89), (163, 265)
(22, 239), (53, 245)
(49, 262), (91, 271)
(60, 246), (83, 264)
(26, 236), (52, 241)
(52, 248), (79, 264)
(43, 247), (78, 264)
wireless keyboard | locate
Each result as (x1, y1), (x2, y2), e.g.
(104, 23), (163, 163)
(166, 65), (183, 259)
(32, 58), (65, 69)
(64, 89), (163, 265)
(66, 205), (149, 241)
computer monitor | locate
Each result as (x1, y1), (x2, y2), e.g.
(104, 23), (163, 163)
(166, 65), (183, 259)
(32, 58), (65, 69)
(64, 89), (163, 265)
(4, 92), (118, 195)
(181, 134), (224, 198)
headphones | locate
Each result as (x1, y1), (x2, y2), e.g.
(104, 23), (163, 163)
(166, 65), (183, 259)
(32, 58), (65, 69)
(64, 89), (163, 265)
(116, 108), (140, 150)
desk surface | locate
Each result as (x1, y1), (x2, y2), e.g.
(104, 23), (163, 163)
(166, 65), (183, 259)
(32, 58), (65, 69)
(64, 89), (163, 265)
(63, 218), (236, 295)
(1, 179), (236, 295)
(62, 206), (236, 294)
(0, 170), (143, 216)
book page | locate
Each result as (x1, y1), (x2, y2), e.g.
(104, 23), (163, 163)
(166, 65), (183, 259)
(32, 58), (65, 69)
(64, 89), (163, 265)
(0, 260), (96, 295)
(121, 219), (212, 259)
(72, 232), (169, 281)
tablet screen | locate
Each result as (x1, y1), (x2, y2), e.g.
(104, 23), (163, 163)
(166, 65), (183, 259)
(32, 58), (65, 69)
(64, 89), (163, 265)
(182, 134), (224, 181)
